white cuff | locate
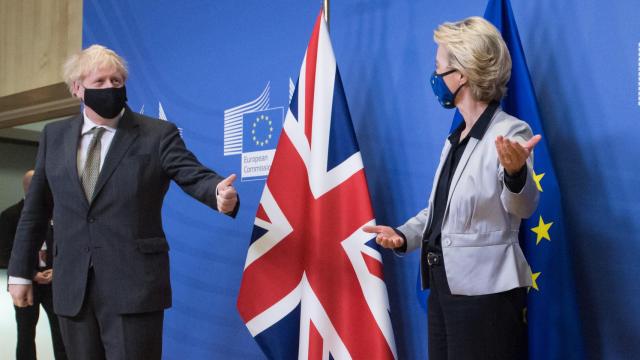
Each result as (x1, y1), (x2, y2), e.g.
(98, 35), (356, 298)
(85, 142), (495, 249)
(8, 276), (32, 285)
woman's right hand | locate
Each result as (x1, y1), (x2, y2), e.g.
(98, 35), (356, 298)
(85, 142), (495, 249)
(362, 225), (405, 249)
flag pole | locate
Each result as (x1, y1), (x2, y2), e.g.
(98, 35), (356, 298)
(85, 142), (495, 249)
(323, 0), (330, 31)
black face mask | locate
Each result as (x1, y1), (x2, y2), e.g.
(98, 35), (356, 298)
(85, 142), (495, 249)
(83, 86), (127, 119)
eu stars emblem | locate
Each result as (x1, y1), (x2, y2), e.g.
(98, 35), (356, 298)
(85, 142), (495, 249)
(251, 114), (274, 147)
(241, 108), (283, 180)
(243, 109), (282, 153)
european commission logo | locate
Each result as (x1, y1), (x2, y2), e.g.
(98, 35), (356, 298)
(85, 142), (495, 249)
(224, 81), (293, 181)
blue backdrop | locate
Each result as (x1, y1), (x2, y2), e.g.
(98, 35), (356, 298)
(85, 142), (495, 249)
(83, 0), (640, 359)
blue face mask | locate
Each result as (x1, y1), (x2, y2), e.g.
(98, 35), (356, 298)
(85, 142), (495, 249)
(430, 69), (462, 109)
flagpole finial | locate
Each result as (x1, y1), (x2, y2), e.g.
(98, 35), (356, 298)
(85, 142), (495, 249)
(323, 0), (330, 32)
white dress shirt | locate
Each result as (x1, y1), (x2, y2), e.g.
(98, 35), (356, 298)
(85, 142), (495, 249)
(76, 109), (120, 175)
(38, 242), (47, 268)
(8, 109), (122, 285)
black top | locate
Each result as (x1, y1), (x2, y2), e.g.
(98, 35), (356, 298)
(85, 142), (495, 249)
(397, 103), (526, 254)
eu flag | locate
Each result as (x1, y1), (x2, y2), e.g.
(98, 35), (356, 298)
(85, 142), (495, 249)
(242, 108), (284, 153)
(480, 0), (585, 358)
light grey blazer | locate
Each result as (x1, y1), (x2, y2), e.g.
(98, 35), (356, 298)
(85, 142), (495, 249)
(398, 109), (539, 296)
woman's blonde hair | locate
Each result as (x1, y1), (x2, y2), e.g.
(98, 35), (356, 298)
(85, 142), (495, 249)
(63, 44), (128, 94)
(434, 16), (511, 102)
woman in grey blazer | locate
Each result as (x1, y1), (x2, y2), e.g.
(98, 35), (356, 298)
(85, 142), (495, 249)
(364, 17), (541, 359)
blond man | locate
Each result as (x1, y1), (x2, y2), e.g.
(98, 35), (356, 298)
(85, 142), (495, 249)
(8, 45), (239, 359)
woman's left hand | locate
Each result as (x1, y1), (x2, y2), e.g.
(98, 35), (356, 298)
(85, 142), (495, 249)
(495, 134), (542, 175)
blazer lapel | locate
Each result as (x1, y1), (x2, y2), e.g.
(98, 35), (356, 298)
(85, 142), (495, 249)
(90, 108), (139, 204)
(64, 115), (89, 208)
(446, 137), (480, 208)
(445, 106), (501, 208)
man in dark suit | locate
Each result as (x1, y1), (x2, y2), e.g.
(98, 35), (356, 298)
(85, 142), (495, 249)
(8, 44), (239, 359)
(1, 170), (67, 360)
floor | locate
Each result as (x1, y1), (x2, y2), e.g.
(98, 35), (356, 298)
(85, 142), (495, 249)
(0, 268), (55, 360)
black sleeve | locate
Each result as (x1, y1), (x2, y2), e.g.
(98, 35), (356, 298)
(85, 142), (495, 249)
(504, 165), (527, 193)
(392, 227), (408, 253)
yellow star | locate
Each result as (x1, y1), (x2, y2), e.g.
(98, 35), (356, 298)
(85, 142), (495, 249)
(531, 215), (553, 245)
(530, 272), (541, 291)
(533, 170), (545, 192)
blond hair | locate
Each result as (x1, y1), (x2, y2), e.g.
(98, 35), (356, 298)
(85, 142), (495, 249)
(63, 44), (128, 94)
(434, 16), (511, 102)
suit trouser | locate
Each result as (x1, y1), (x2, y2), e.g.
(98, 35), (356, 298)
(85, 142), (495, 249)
(57, 269), (164, 360)
(427, 257), (528, 360)
(14, 282), (67, 360)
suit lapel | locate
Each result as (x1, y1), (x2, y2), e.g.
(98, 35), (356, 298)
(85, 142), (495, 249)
(90, 108), (139, 204)
(64, 115), (89, 208)
(445, 107), (500, 208)
(446, 137), (480, 208)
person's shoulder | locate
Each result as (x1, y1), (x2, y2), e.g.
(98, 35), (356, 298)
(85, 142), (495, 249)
(43, 115), (82, 133)
(0, 200), (23, 219)
(0, 205), (10, 219)
(489, 109), (532, 136)
(492, 109), (526, 126)
(130, 111), (177, 133)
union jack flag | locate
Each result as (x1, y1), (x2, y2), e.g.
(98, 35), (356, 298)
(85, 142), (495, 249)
(237, 11), (397, 360)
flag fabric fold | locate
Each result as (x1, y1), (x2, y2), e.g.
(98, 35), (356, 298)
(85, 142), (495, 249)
(481, 1), (585, 359)
(237, 11), (397, 360)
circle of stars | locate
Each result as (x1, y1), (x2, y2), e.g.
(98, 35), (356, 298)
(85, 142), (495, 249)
(251, 114), (274, 147)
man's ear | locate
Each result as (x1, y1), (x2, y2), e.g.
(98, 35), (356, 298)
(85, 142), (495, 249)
(72, 80), (82, 99)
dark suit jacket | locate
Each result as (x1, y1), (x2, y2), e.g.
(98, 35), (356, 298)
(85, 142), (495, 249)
(0, 200), (24, 269)
(1, 200), (53, 275)
(8, 107), (235, 316)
